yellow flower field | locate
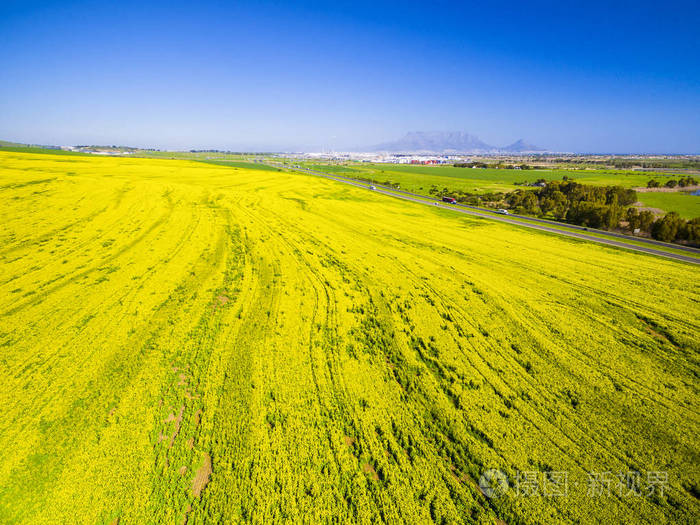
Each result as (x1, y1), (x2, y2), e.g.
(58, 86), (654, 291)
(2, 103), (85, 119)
(0, 151), (697, 523)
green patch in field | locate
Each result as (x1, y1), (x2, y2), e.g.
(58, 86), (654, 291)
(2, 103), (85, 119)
(197, 160), (281, 171)
(307, 164), (362, 174)
(637, 192), (700, 219)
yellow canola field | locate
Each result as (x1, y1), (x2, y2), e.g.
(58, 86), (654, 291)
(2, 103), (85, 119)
(0, 151), (698, 524)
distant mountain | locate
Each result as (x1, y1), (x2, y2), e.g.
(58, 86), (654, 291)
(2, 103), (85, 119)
(369, 132), (545, 154)
(370, 131), (495, 153)
(500, 139), (545, 153)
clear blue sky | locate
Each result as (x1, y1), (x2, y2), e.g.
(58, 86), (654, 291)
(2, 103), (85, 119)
(1, 0), (699, 153)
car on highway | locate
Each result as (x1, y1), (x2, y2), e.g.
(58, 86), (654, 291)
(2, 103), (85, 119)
(369, 185), (376, 190)
(496, 209), (510, 215)
(442, 196), (457, 204)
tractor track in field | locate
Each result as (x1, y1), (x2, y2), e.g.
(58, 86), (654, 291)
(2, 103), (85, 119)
(385, 234), (699, 419)
(0, 190), (176, 317)
(147, 209), (249, 521)
(232, 204), (350, 490)
(400, 249), (696, 463)
(0, 183), (149, 273)
(0, 197), (209, 440)
(241, 207), (395, 518)
(364, 278), (505, 518)
(387, 257), (653, 521)
(8, 202), (205, 387)
(237, 205), (364, 477)
(0, 207), (172, 317)
(392, 257), (591, 460)
(0, 205), (109, 259)
(0, 204), (224, 523)
(241, 202), (424, 520)
(0, 181), (132, 260)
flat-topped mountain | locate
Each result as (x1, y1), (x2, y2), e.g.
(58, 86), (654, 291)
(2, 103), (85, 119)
(370, 131), (545, 153)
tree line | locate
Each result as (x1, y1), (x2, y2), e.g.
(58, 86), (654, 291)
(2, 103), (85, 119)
(434, 179), (699, 246)
(506, 181), (637, 228)
(646, 176), (698, 188)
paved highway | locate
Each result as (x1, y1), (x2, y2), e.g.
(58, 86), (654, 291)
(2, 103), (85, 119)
(262, 161), (700, 265)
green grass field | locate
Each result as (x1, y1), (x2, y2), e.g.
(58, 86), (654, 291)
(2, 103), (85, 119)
(197, 159), (283, 172)
(637, 191), (700, 219)
(0, 150), (698, 523)
(307, 163), (364, 174)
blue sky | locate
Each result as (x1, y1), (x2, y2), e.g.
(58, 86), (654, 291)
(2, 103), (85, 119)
(1, 0), (699, 152)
